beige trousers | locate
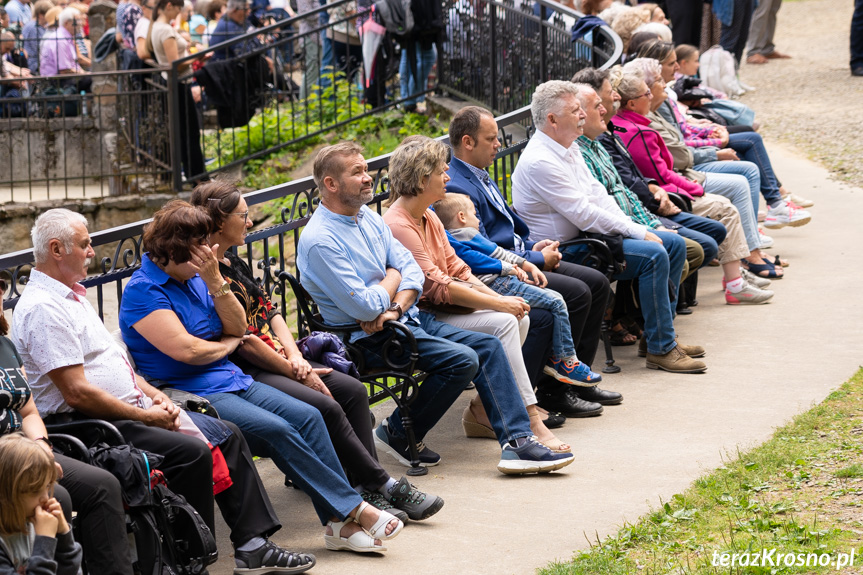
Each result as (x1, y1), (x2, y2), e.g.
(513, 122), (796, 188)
(690, 193), (751, 265)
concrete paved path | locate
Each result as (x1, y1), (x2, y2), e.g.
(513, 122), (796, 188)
(204, 142), (863, 575)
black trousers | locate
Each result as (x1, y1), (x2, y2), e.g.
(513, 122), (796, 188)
(249, 361), (390, 490)
(665, 0), (704, 47)
(112, 419), (281, 545)
(521, 307), (554, 388)
(177, 84), (206, 184)
(534, 261), (610, 395)
(56, 453), (134, 575)
(719, 0), (754, 65)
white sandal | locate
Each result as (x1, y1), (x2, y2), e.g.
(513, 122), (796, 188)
(356, 501), (404, 541)
(324, 518), (386, 553)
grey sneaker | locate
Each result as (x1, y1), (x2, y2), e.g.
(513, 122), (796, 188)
(726, 282), (774, 305)
(386, 476), (444, 521)
(764, 202), (811, 229)
(741, 267), (771, 288)
(361, 490), (408, 523)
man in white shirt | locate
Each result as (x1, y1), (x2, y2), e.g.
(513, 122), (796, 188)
(12, 208), (315, 575)
(512, 80), (706, 374)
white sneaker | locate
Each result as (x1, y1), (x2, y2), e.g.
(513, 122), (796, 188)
(725, 282), (774, 305)
(741, 267), (771, 288)
(786, 193), (814, 208)
(764, 202), (811, 229)
(759, 230), (774, 249)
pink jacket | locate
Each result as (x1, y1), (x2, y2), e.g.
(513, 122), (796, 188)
(612, 109), (704, 199)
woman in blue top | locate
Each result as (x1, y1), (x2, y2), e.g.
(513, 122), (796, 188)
(119, 200), (404, 554)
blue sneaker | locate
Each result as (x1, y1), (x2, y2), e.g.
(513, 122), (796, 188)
(374, 420), (441, 468)
(543, 358), (602, 386)
(497, 438), (575, 475)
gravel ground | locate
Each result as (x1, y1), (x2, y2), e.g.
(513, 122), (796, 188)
(735, 0), (863, 187)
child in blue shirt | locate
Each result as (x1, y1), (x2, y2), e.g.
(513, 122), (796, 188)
(434, 194), (601, 385)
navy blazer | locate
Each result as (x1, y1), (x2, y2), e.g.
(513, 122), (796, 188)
(445, 158), (546, 268)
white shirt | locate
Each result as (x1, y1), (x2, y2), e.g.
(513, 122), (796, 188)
(11, 269), (144, 415)
(134, 16), (150, 44)
(511, 129), (647, 242)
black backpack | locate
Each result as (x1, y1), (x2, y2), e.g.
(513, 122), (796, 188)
(88, 444), (218, 575)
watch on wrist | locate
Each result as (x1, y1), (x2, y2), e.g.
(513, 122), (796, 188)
(209, 280), (232, 298)
(387, 302), (403, 317)
(34, 436), (53, 449)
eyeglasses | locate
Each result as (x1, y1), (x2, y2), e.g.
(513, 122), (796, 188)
(632, 91), (652, 100)
(231, 210), (250, 221)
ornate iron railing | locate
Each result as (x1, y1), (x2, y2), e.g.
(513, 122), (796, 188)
(0, 106), (534, 326)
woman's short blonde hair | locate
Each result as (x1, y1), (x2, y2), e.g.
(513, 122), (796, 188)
(0, 434), (58, 535)
(387, 136), (449, 204)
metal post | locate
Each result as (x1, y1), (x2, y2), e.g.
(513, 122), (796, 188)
(167, 65), (183, 193)
(489, 0), (497, 111)
(539, 4), (548, 81)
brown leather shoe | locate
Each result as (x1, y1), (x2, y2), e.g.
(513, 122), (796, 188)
(765, 50), (791, 59)
(746, 53), (769, 64)
(676, 340), (705, 358)
(646, 345), (707, 373)
(639, 337), (705, 358)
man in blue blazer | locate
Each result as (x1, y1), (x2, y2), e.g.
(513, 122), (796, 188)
(446, 106), (622, 416)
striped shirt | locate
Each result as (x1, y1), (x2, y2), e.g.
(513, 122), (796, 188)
(577, 135), (660, 229)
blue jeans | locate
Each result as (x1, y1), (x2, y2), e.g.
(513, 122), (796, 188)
(853, 0), (863, 68)
(204, 381), (362, 525)
(489, 275), (576, 361)
(668, 211), (726, 267)
(694, 162), (761, 251)
(727, 131), (784, 206)
(399, 43), (436, 106)
(562, 232), (685, 356)
(353, 312), (532, 447)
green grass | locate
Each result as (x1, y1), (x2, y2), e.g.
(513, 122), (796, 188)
(539, 369), (863, 575)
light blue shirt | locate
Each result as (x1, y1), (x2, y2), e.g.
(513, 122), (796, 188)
(297, 203), (424, 341)
(5, 0), (31, 25)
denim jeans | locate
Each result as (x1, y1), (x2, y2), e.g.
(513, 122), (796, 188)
(399, 44), (436, 106)
(204, 381), (362, 525)
(695, 163), (761, 251)
(853, 0), (863, 69)
(668, 211), (726, 267)
(353, 312), (532, 447)
(489, 275), (575, 361)
(727, 131), (784, 206)
(562, 232), (685, 356)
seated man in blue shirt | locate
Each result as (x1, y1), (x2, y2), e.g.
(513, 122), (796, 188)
(297, 141), (574, 475)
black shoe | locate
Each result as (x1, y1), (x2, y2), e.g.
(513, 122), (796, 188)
(852, 67), (863, 77)
(234, 540), (316, 574)
(676, 302), (693, 315)
(543, 410), (566, 429)
(536, 388), (603, 418)
(574, 385), (623, 406)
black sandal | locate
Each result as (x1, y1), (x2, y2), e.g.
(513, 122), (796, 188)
(234, 540), (316, 573)
(608, 321), (637, 346)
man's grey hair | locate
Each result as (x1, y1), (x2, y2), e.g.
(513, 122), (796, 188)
(32, 208), (88, 265)
(573, 82), (597, 107)
(58, 6), (80, 28)
(531, 80), (580, 131)
(226, 0), (247, 11)
(622, 57), (662, 90)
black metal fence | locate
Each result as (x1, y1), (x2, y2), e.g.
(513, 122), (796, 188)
(0, 106), (534, 325)
(440, 0), (622, 113)
(0, 67), (173, 201)
(0, 0), (620, 199)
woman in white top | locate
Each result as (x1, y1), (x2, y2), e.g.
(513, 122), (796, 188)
(146, 0), (209, 184)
